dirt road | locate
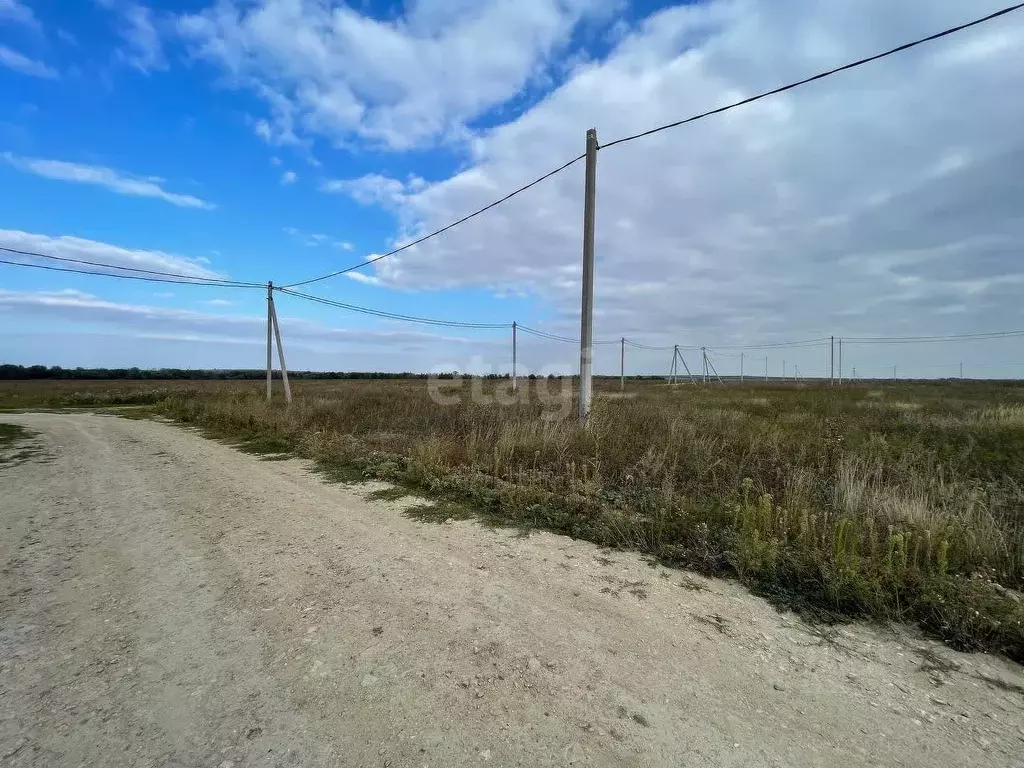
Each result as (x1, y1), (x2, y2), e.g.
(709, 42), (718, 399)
(1, 413), (1022, 767)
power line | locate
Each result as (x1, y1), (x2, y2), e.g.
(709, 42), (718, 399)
(519, 324), (619, 345)
(623, 339), (675, 351)
(0, 257), (263, 288)
(271, 6), (1024, 297)
(281, 153), (586, 289)
(844, 330), (1024, 344)
(0, 245), (262, 287)
(601, 4), (1024, 150)
(518, 324), (578, 343)
(277, 287), (509, 329)
(706, 338), (830, 350)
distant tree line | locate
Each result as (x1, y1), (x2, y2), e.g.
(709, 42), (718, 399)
(0, 365), (431, 380)
(0, 364), (671, 381)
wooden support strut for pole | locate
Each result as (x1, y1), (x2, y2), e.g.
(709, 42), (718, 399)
(269, 288), (292, 404)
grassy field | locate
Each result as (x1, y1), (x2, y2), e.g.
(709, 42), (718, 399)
(3, 376), (1023, 660)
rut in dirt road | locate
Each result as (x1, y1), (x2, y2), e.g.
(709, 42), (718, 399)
(1, 412), (1022, 767)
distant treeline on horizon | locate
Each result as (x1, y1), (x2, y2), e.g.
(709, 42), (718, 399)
(0, 364), (671, 382)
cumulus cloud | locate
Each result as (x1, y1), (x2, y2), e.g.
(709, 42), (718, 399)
(3, 153), (215, 209)
(176, 0), (619, 149)
(0, 229), (224, 280)
(0, 44), (58, 78)
(280, 169), (297, 185)
(325, 0), (1024, 353)
(320, 173), (425, 210)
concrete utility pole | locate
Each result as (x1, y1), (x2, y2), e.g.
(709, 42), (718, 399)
(960, 362), (963, 380)
(740, 352), (745, 383)
(620, 337), (625, 392)
(764, 357), (768, 382)
(893, 365), (897, 381)
(783, 359), (786, 381)
(671, 344), (679, 384)
(266, 281), (273, 401)
(511, 321), (518, 392)
(838, 338), (843, 385)
(830, 335), (835, 386)
(702, 346), (708, 384)
(268, 285), (292, 404)
(578, 128), (598, 428)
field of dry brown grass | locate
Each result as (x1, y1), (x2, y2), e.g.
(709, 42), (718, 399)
(3, 376), (1023, 659)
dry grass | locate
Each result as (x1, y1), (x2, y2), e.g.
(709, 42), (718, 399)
(3, 376), (1024, 659)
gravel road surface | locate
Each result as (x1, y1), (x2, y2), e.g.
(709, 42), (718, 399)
(1, 412), (1022, 767)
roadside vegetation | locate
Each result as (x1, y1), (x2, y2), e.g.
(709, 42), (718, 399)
(2, 376), (1023, 660)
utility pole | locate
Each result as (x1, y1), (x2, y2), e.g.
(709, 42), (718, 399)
(578, 128), (598, 428)
(960, 361), (963, 380)
(764, 357), (768, 382)
(783, 359), (786, 381)
(702, 346), (708, 384)
(671, 344), (679, 384)
(511, 322), (518, 392)
(268, 285), (292, 404)
(266, 282), (274, 403)
(620, 337), (625, 392)
(853, 366), (857, 380)
(740, 352), (744, 383)
(893, 365), (897, 382)
(830, 335), (835, 386)
(838, 338), (843, 385)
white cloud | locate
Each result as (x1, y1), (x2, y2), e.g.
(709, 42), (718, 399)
(118, 2), (166, 72)
(95, 0), (167, 73)
(203, 298), (235, 306)
(331, 0), (1024, 351)
(280, 169), (297, 185)
(254, 118), (274, 142)
(0, 229), (223, 280)
(320, 173), (422, 210)
(0, 45), (58, 78)
(0, 0), (39, 31)
(335, 241), (354, 251)
(0, 288), (484, 351)
(270, 155), (281, 165)
(176, 0), (619, 150)
(345, 272), (379, 286)
(3, 153), (216, 209)
(283, 226), (350, 250)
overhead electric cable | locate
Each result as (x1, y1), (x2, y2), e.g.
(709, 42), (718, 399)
(277, 287), (509, 329)
(601, 4), (1024, 149)
(0, 244), (262, 286)
(0, 257), (262, 288)
(282, 154), (586, 288)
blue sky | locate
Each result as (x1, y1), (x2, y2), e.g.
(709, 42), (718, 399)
(2, 0), (1024, 377)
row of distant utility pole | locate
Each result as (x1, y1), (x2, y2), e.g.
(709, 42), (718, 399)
(264, 129), (960, 415)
